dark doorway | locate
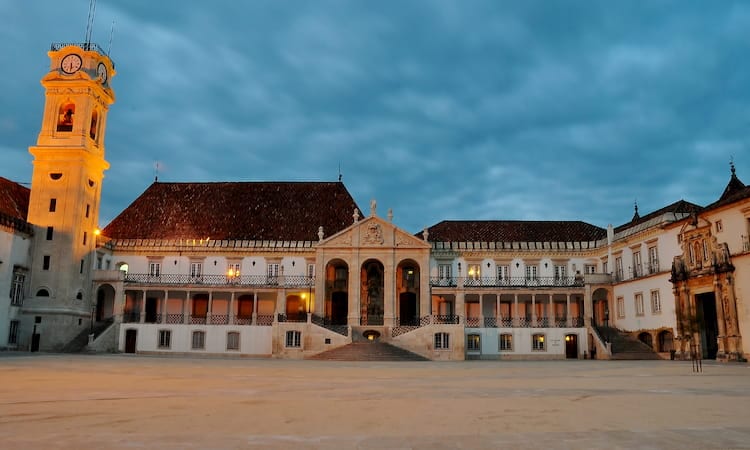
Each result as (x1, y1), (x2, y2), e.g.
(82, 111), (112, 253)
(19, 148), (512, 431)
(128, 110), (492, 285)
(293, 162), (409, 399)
(331, 292), (348, 325)
(399, 292), (418, 326)
(125, 329), (137, 353)
(31, 332), (41, 352)
(145, 297), (158, 323)
(96, 289), (105, 321)
(696, 292), (719, 359)
(565, 334), (578, 359)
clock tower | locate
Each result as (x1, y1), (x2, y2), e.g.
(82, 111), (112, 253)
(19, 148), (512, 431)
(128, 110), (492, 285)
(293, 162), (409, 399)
(24, 43), (116, 351)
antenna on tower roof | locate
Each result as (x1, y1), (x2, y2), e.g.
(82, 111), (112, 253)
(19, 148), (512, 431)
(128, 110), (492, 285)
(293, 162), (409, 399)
(338, 162), (342, 182)
(107, 20), (116, 56)
(84, 0), (97, 48)
(154, 161), (160, 182)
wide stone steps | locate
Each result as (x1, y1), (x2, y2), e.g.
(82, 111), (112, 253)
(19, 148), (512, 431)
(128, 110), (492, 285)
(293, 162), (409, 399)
(308, 342), (428, 361)
(597, 326), (660, 360)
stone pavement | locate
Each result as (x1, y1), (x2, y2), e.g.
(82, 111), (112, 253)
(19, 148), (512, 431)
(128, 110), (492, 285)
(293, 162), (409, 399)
(0, 354), (748, 449)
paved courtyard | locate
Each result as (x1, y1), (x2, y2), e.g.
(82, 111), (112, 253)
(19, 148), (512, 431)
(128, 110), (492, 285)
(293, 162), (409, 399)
(0, 354), (748, 449)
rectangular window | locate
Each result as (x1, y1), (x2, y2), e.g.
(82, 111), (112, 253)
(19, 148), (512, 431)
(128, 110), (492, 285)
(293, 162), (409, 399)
(602, 261), (608, 274)
(554, 265), (566, 279)
(616, 296), (625, 318)
(532, 334), (546, 351)
(149, 262), (161, 277)
(285, 330), (301, 348)
(82, 231), (87, 246)
(42, 255), (50, 271)
(651, 290), (661, 314)
(226, 262), (241, 280)
(715, 220), (722, 232)
(85, 204), (90, 218)
(7, 320), (19, 345)
(438, 264), (452, 279)
(584, 264), (596, 274)
(46, 226), (53, 240)
(80, 259), (84, 274)
(499, 333), (513, 351)
(635, 293), (644, 316)
(467, 264), (481, 281)
(307, 263), (315, 279)
(615, 257), (623, 280)
(227, 331), (240, 350)
(648, 246), (659, 274)
(190, 262), (202, 280)
(434, 332), (450, 350)
(467, 334), (480, 351)
(49, 198), (57, 212)
(10, 271), (25, 306)
(525, 265), (538, 281)
(158, 330), (171, 349)
(632, 251), (642, 277)
(267, 263), (280, 284)
(96, 256), (103, 270)
(191, 331), (205, 349)
(497, 265), (510, 281)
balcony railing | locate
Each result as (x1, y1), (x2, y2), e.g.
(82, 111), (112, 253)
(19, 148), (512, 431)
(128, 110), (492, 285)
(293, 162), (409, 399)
(124, 273), (314, 287)
(430, 276), (584, 288)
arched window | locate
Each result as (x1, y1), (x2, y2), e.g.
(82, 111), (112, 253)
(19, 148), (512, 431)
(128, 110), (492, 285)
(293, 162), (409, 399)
(75, 292), (83, 300)
(89, 109), (99, 140)
(36, 288), (50, 297)
(57, 102), (75, 131)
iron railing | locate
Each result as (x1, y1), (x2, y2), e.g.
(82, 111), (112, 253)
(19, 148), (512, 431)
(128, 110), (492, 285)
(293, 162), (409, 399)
(277, 313), (307, 323)
(465, 317), (480, 328)
(310, 314), (348, 336)
(124, 273), (314, 287)
(123, 312), (140, 323)
(429, 276), (584, 288)
(51, 42), (107, 55)
(256, 315), (274, 326)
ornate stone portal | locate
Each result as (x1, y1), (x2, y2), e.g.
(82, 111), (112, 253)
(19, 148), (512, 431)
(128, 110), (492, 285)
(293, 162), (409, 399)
(671, 216), (743, 361)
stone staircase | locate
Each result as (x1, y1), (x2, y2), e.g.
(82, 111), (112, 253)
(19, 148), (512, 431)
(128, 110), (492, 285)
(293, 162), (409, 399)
(308, 341), (428, 361)
(597, 326), (660, 360)
(60, 320), (114, 353)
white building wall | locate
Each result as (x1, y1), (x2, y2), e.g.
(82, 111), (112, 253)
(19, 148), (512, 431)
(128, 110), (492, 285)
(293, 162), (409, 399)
(118, 324), (273, 355)
(0, 228), (31, 348)
(467, 327), (588, 359)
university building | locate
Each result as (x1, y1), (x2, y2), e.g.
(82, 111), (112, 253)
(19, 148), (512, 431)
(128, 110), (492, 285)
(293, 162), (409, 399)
(1, 42), (748, 361)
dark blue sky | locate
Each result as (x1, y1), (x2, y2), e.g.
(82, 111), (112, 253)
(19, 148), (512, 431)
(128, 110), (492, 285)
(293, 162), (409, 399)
(1, 1), (748, 232)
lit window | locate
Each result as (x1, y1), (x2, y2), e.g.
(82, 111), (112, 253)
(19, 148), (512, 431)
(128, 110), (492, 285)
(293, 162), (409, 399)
(191, 331), (205, 350)
(467, 264), (481, 280)
(499, 333), (513, 351)
(227, 331), (240, 351)
(532, 334), (546, 351)
(158, 330), (171, 349)
(285, 330), (301, 348)
(467, 334), (480, 351)
(434, 332), (450, 350)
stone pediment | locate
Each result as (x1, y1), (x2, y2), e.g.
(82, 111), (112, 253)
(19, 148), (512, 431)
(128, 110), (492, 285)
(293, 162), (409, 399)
(318, 216), (430, 250)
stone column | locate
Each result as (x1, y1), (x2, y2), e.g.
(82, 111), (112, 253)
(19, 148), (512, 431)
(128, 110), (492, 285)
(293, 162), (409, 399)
(496, 294), (501, 324)
(549, 294), (555, 327)
(229, 292), (235, 325)
(566, 294), (572, 327)
(724, 275), (742, 358)
(531, 294), (537, 327)
(206, 291), (213, 325)
(583, 283), (592, 328)
(456, 292), (465, 323)
(139, 290), (146, 323)
(252, 292), (258, 326)
(161, 290), (168, 324)
(184, 290), (191, 324)
(513, 294), (519, 327)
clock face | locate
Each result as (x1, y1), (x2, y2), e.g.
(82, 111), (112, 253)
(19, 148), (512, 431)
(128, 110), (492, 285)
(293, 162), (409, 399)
(60, 54), (83, 74)
(97, 62), (108, 83)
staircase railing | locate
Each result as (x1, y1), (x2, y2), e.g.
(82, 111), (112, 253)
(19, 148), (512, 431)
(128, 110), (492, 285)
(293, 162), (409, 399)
(310, 314), (348, 336)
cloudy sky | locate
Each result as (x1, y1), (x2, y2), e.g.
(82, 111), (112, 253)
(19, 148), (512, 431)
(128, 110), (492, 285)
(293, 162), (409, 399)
(2, 1), (749, 233)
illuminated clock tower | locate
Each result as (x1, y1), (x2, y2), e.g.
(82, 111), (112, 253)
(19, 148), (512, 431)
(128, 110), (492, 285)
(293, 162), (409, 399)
(24, 42), (115, 351)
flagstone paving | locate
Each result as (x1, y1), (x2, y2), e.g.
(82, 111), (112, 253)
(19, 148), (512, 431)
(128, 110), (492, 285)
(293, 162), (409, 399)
(0, 354), (748, 449)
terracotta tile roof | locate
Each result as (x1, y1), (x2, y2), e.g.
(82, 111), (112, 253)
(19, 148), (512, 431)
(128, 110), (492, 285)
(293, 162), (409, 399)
(0, 177), (30, 220)
(421, 220), (606, 243)
(0, 177), (32, 234)
(614, 200), (702, 234)
(103, 181), (361, 241)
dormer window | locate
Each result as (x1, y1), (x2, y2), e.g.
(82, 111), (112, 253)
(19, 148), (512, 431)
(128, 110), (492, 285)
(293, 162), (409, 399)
(57, 102), (75, 132)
